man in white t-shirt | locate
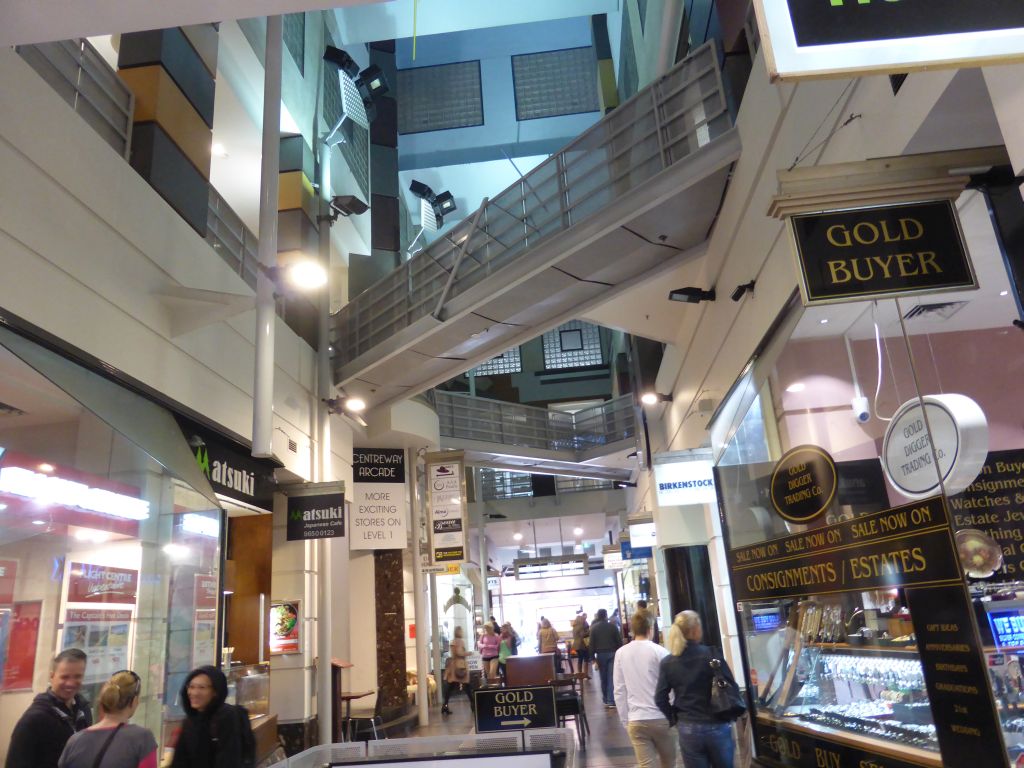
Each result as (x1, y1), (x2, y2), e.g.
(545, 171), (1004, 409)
(612, 611), (677, 768)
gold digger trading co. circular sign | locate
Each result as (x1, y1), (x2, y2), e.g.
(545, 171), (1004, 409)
(770, 445), (838, 524)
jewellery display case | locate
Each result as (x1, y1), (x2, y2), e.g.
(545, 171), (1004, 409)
(741, 595), (941, 767)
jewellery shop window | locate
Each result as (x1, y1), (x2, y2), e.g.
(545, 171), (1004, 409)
(0, 328), (221, 763)
(713, 261), (1021, 767)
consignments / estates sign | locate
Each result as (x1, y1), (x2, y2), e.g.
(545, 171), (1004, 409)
(285, 482), (345, 541)
(754, 0), (1024, 81)
(790, 201), (975, 305)
(425, 451), (467, 564)
(474, 686), (557, 732)
(351, 448), (407, 550)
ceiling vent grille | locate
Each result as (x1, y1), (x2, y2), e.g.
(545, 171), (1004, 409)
(902, 301), (968, 321)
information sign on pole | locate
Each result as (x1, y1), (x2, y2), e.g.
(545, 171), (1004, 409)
(284, 481), (345, 541)
(473, 686), (558, 733)
(351, 448), (407, 550)
(425, 451), (467, 564)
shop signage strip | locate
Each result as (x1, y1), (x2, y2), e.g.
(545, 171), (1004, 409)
(351, 448), (407, 551)
(285, 482), (345, 541)
(474, 686), (558, 733)
(754, 717), (935, 768)
(426, 451), (467, 565)
(755, 0), (1024, 80)
(730, 496), (949, 568)
(789, 200), (975, 305)
(905, 583), (1008, 768)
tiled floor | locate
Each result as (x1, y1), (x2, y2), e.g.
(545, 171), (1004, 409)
(411, 673), (681, 767)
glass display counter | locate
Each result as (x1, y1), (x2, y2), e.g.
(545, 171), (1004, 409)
(227, 662), (270, 716)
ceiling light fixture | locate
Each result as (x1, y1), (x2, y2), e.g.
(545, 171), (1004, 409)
(640, 392), (672, 406)
(668, 286), (716, 304)
(1000, 290), (1009, 296)
(409, 180), (457, 226)
(513, 532), (523, 542)
(285, 260), (329, 290)
(573, 527), (583, 536)
(819, 318), (829, 325)
(731, 280), (756, 302)
(344, 397), (366, 413)
(31, 519), (45, 525)
(38, 463), (55, 473)
(324, 194), (370, 223)
(211, 142), (228, 158)
(786, 382), (806, 393)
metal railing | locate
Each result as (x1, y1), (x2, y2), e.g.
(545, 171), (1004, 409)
(207, 187), (260, 291)
(436, 391), (636, 458)
(331, 41), (729, 371)
(16, 39), (134, 159)
(478, 468), (617, 502)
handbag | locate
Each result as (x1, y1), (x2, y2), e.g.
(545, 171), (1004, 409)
(709, 658), (746, 721)
(452, 656), (469, 682)
(90, 722), (125, 768)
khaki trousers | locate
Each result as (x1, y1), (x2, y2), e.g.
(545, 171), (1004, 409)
(627, 719), (678, 768)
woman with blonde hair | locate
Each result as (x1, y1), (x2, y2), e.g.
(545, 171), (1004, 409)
(441, 626), (474, 715)
(655, 611), (740, 768)
(59, 670), (158, 768)
(537, 617), (561, 670)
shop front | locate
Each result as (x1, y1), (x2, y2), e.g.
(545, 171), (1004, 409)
(711, 176), (1022, 767)
(0, 324), (223, 763)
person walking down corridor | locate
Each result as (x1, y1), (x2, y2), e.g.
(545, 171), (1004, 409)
(589, 608), (621, 707)
(656, 611), (739, 768)
(571, 613), (591, 677)
(613, 612), (677, 768)
(479, 623), (501, 681)
(5, 649), (92, 768)
(58, 670), (157, 768)
(442, 627), (475, 715)
(538, 617), (561, 669)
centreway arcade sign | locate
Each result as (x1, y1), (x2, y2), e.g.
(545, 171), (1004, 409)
(474, 686), (557, 733)
(789, 200), (976, 305)
(754, 0), (1024, 81)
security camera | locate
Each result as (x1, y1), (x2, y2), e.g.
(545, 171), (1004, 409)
(852, 395), (870, 424)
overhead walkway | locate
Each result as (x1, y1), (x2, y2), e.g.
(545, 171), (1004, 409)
(331, 42), (741, 410)
(435, 391), (636, 483)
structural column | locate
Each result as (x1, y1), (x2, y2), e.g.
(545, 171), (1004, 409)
(278, 133), (320, 348)
(117, 25), (217, 235)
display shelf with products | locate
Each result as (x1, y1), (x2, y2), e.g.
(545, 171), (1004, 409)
(742, 594), (942, 766)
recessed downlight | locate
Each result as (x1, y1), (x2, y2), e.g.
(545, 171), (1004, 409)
(786, 382), (806, 393)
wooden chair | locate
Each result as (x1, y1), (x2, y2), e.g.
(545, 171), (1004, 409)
(505, 654), (557, 687)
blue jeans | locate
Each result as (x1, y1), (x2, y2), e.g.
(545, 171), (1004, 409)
(676, 720), (733, 768)
(595, 650), (615, 704)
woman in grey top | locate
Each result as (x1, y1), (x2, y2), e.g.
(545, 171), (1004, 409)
(59, 670), (158, 768)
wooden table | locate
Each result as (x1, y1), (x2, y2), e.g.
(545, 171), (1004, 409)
(338, 690), (374, 741)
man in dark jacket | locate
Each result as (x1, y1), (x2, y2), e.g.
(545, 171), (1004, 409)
(589, 608), (622, 707)
(5, 648), (91, 768)
(171, 666), (244, 768)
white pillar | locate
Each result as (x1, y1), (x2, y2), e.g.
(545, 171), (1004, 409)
(654, 0), (686, 78)
(252, 15), (282, 459)
(410, 450), (430, 725)
(983, 64), (1024, 178)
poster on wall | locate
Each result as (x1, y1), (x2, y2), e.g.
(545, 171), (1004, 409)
(68, 562), (139, 604)
(2, 601), (41, 691)
(191, 610), (217, 667)
(63, 608), (132, 684)
(351, 448), (407, 550)
(425, 452), (467, 565)
(269, 601), (300, 655)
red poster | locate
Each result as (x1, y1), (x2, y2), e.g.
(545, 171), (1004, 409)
(193, 574), (218, 610)
(68, 562), (138, 604)
(3, 601), (41, 691)
(0, 560), (17, 604)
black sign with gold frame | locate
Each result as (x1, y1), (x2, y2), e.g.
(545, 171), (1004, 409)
(769, 445), (837, 524)
(790, 200), (976, 305)
(785, 0), (1024, 48)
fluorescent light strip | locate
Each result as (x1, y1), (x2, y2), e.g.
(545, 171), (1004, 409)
(0, 466), (150, 520)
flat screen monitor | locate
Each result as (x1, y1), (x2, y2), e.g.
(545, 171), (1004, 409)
(988, 608), (1024, 650)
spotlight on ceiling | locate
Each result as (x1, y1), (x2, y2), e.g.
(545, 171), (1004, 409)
(325, 194), (370, 223)
(640, 392), (672, 406)
(668, 286), (716, 304)
(513, 532), (523, 542)
(323, 46), (359, 78)
(731, 280), (756, 302)
(355, 63), (389, 101)
(409, 180), (435, 200)
(432, 190), (457, 219)
(573, 527), (584, 537)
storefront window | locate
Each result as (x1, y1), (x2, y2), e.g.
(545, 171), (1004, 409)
(0, 334), (221, 761)
(712, 190), (1016, 768)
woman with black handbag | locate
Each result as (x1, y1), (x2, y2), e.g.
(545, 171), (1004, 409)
(654, 611), (745, 768)
(58, 670), (157, 768)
